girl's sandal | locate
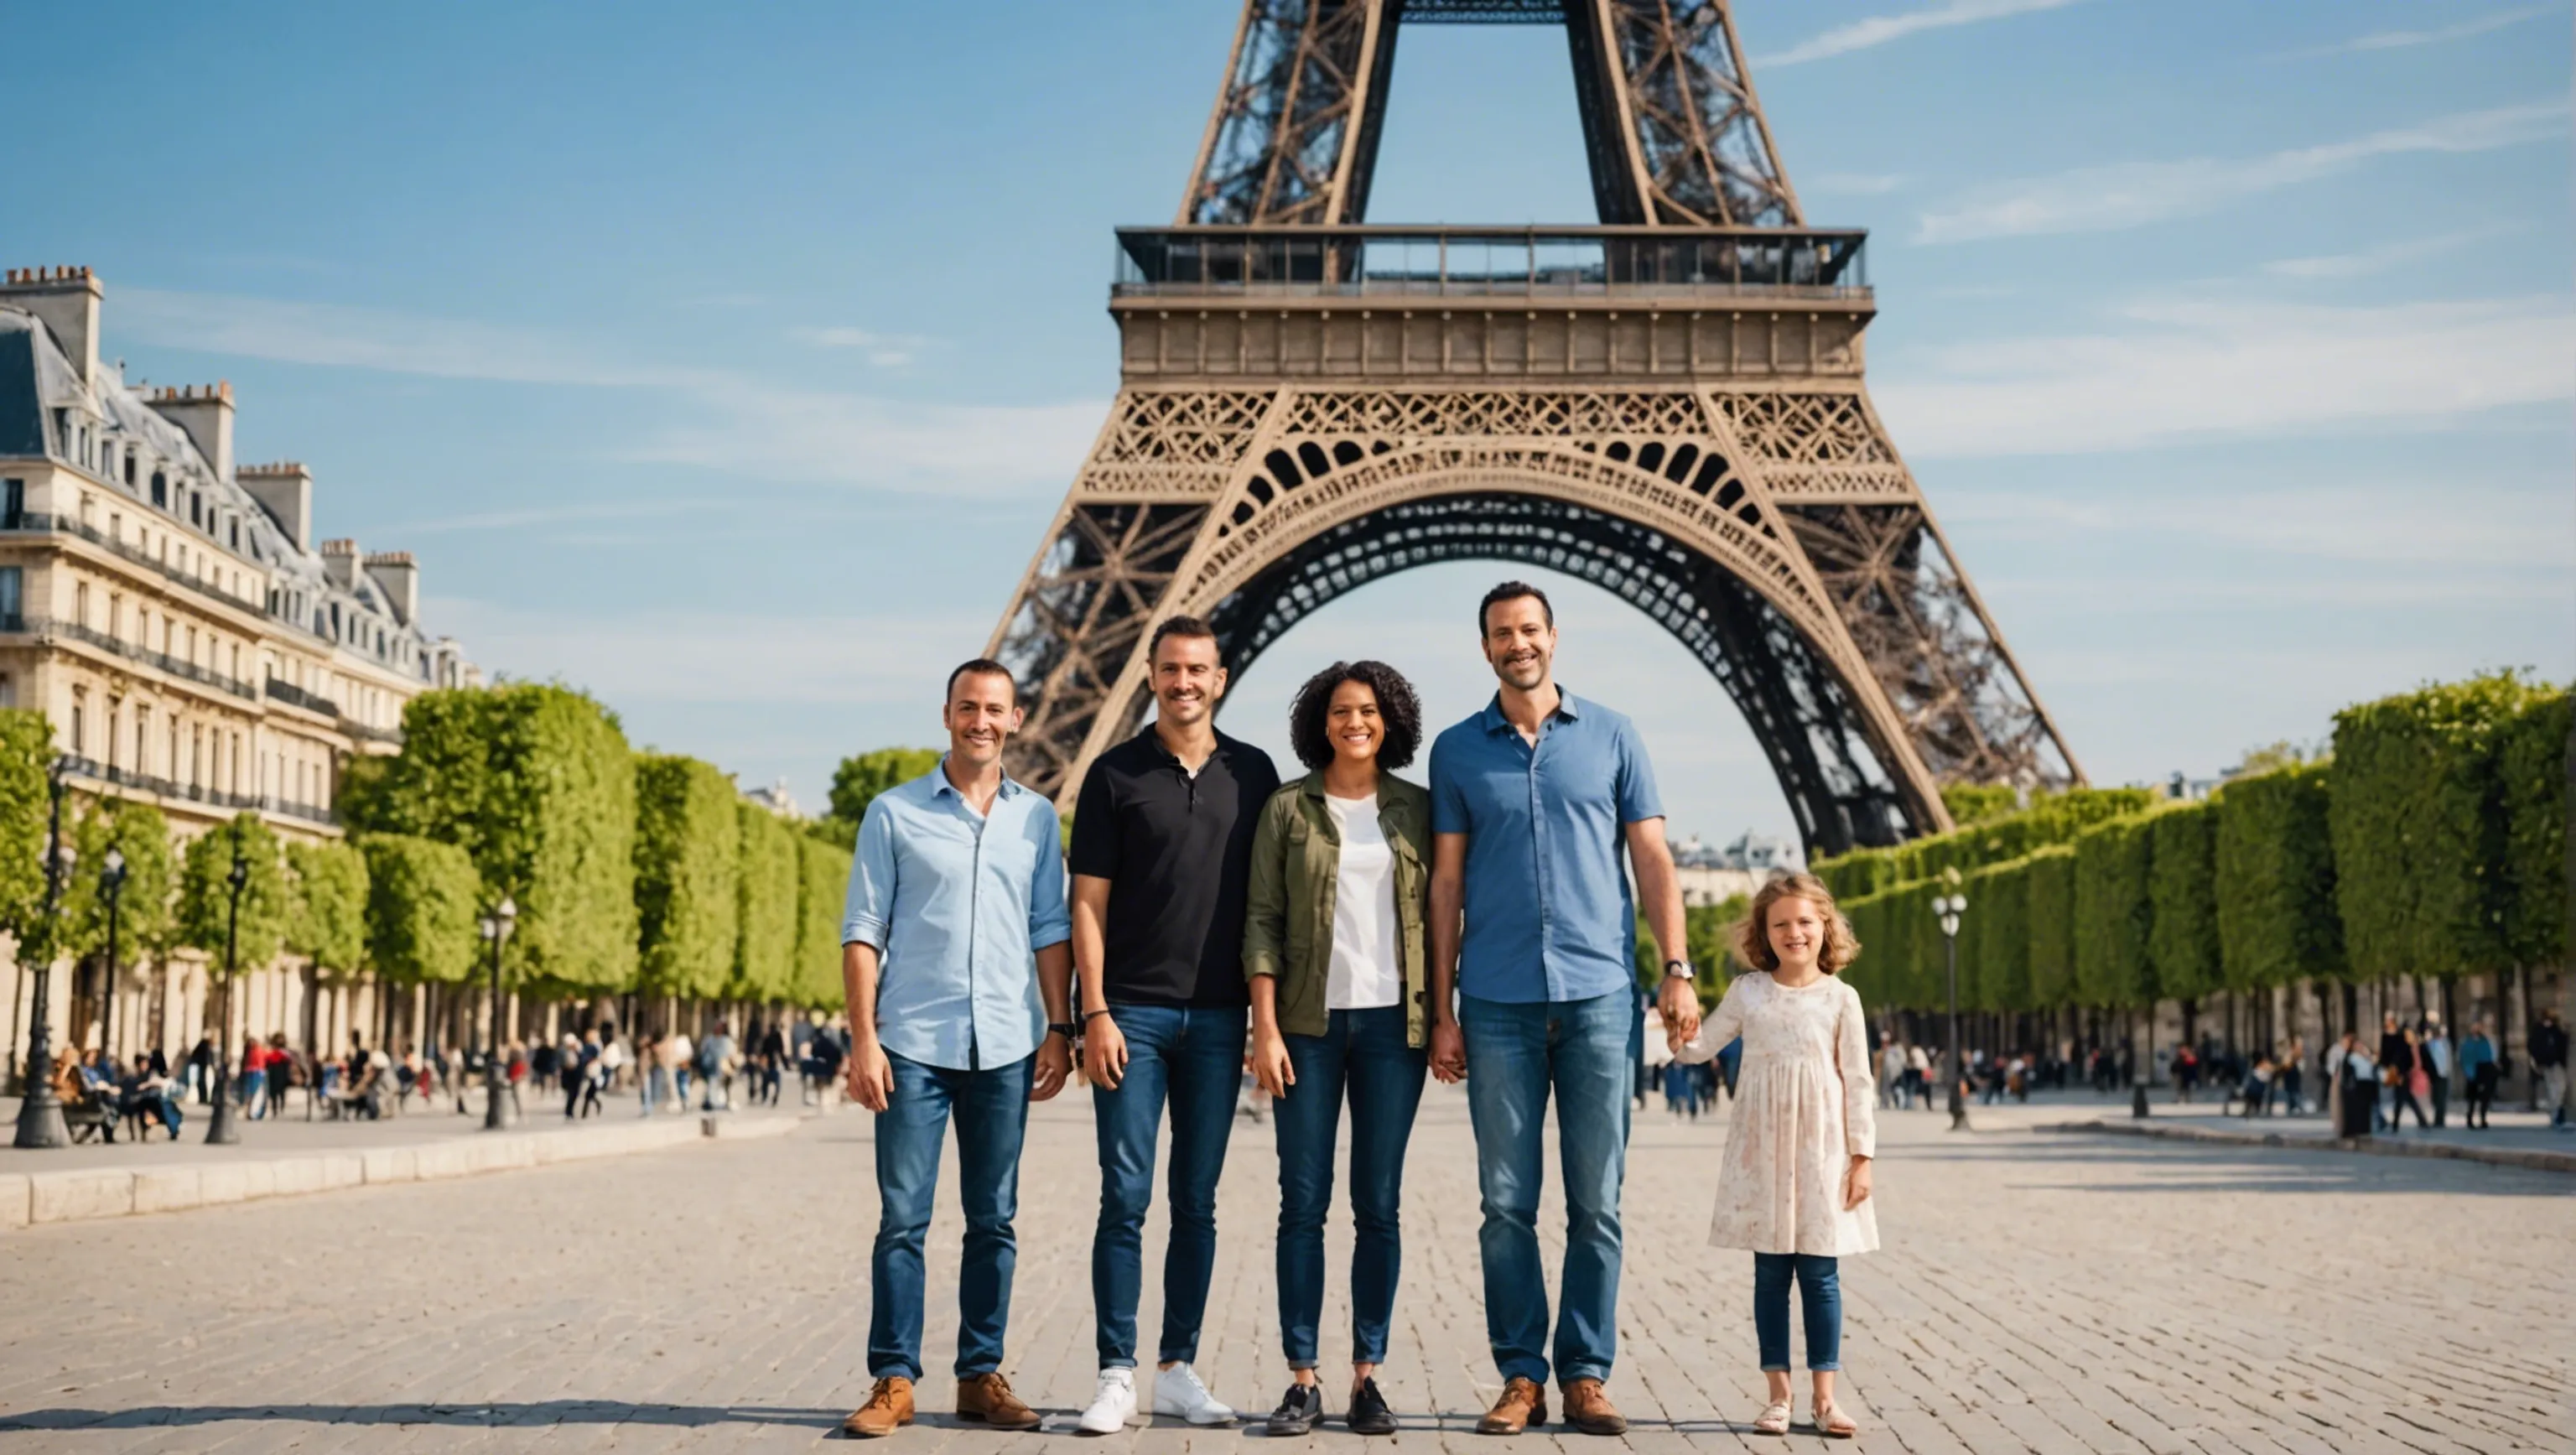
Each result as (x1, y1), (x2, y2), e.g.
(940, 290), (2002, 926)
(1753, 1400), (1792, 1436)
(1812, 1400), (1857, 1439)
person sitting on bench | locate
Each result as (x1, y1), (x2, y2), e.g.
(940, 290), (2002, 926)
(118, 1057), (184, 1139)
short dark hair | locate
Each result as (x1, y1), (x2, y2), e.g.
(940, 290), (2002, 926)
(1149, 614), (1220, 662)
(1288, 660), (1424, 772)
(944, 657), (1017, 703)
(1478, 580), (1554, 636)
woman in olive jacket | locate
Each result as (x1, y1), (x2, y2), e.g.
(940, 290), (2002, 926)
(1242, 659), (1432, 1438)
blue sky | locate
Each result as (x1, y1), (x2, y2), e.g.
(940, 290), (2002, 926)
(7, 0), (2568, 843)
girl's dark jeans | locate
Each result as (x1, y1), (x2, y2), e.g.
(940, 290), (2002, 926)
(1753, 1253), (1841, 1372)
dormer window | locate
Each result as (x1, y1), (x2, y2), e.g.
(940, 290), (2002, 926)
(150, 472), (167, 507)
(122, 454), (135, 486)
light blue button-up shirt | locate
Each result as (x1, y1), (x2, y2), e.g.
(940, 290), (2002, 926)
(841, 761), (1072, 1073)
(1429, 691), (1663, 1005)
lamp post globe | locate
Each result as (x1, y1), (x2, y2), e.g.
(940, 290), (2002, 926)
(481, 895), (519, 1130)
(12, 759), (72, 1150)
(205, 841), (250, 1145)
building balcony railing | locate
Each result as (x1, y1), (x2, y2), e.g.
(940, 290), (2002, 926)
(1112, 225), (1868, 301)
(340, 718), (402, 746)
(5, 613), (262, 701)
(265, 676), (343, 719)
(60, 755), (338, 826)
(0, 510), (271, 618)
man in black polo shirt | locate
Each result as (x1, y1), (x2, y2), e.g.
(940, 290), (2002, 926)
(1069, 614), (1281, 1433)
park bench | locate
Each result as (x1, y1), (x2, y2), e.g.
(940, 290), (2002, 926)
(61, 1087), (119, 1144)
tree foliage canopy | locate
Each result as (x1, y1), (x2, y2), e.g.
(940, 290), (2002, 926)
(286, 839), (371, 976)
(828, 749), (940, 830)
(731, 800), (800, 1000)
(2146, 801), (2221, 1003)
(177, 813), (290, 972)
(60, 798), (177, 968)
(0, 709), (57, 951)
(2213, 763), (2341, 990)
(795, 832), (854, 1008)
(633, 754), (741, 999)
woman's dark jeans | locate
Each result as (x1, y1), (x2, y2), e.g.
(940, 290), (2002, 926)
(1275, 1006), (1427, 1369)
(1753, 1253), (1841, 1373)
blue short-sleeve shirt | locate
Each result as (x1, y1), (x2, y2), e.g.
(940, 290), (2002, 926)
(1430, 691), (1663, 1004)
(841, 761), (1072, 1072)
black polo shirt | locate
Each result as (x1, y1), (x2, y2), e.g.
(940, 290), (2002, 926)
(1069, 725), (1281, 1008)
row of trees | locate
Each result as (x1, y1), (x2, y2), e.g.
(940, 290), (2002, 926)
(0, 682), (861, 1025)
(1820, 673), (2568, 1024)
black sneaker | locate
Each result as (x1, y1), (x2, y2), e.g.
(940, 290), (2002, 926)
(1346, 1376), (1396, 1435)
(1267, 1382), (1324, 1437)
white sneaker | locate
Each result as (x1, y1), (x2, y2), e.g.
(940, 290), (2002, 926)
(1152, 1362), (1237, 1426)
(1078, 1368), (1138, 1435)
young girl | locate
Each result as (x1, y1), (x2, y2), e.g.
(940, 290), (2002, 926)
(1670, 872), (1877, 1439)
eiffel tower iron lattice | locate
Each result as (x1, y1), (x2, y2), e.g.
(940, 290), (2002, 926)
(985, 0), (2081, 855)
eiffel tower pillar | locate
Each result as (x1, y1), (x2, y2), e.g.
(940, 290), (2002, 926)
(986, 1), (2079, 856)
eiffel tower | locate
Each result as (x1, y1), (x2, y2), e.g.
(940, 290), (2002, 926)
(985, 0), (2081, 854)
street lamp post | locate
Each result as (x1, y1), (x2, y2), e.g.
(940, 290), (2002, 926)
(205, 842), (249, 1145)
(98, 847), (127, 1071)
(480, 895), (518, 1130)
(1935, 871), (1968, 1132)
(12, 759), (71, 1149)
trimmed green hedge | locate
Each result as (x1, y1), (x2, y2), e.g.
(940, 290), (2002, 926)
(1816, 786), (2157, 899)
(358, 833), (481, 986)
(2214, 763), (2340, 990)
(2496, 689), (2570, 968)
(0, 709), (57, 956)
(2147, 801), (2220, 1003)
(732, 800), (800, 1000)
(2074, 812), (2156, 1008)
(2025, 844), (2077, 1007)
(1964, 857), (2029, 1012)
(633, 755), (741, 999)
(795, 832), (854, 1008)
(2329, 673), (2536, 981)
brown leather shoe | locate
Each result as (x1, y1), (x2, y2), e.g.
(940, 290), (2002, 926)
(842, 1375), (915, 1438)
(956, 1371), (1040, 1431)
(1477, 1377), (1547, 1435)
(1559, 1378), (1628, 1436)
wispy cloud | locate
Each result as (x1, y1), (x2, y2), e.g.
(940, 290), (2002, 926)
(2262, 226), (2511, 280)
(793, 325), (928, 367)
(114, 287), (1098, 495)
(1914, 101), (2569, 242)
(1874, 294), (2576, 457)
(1805, 172), (1908, 196)
(1763, 0), (2087, 67)
(2312, 3), (2558, 54)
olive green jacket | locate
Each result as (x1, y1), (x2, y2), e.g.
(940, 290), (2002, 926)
(1241, 771), (1432, 1047)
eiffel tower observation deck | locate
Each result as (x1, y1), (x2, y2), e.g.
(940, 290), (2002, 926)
(990, 0), (2080, 855)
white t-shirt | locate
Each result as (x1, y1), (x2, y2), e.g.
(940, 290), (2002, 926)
(1323, 792), (1403, 1011)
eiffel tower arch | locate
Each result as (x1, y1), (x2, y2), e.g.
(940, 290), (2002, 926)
(986, 0), (2081, 855)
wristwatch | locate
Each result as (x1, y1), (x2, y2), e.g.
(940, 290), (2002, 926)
(1662, 959), (1694, 982)
(1046, 1021), (1080, 1041)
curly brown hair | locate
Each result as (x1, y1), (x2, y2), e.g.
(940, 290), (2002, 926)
(1287, 660), (1424, 771)
(1733, 872), (1862, 976)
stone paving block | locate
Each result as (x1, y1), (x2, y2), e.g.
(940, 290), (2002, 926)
(0, 1170), (29, 1229)
(29, 1167), (133, 1222)
(361, 1146), (419, 1184)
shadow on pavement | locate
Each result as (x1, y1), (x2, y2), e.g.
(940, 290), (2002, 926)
(0, 1402), (845, 1432)
(1889, 1134), (2573, 1197)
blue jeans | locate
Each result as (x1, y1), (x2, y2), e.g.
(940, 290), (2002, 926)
(1275, 1006), (1426, 1369)
(241, 1069), (267, 1118)
(1460, 990), (1633, 1385)
(868, 1051), (1032, 1380)
(1753, 1254), (1841, 1372)
(1091, 1003), (1247, 1368)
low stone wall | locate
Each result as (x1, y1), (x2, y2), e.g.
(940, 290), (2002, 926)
(0, 1111), (804, 1230)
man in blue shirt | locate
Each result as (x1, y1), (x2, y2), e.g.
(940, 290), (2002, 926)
(837, 658), (1074, 1439)
(1428, 582), (1697, 1437)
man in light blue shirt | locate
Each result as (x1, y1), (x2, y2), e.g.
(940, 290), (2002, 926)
(837, 658), (1072, 1439)
(1426, 582), (1696, 1437)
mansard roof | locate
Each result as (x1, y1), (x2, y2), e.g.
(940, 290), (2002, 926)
(0, 298), (468, 685)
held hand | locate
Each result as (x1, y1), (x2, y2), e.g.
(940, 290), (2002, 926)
(846, 1039), (893, 1113)
(1084, 1014), (1129, 1091)
(1430, 1018), (1467, 1084)
(1842, 1156), (1872, 1212)
(1658, 974), (1702, 1047)
(1250, 1030), (1295, 1099)
(1031, 1034), (1070, 1103)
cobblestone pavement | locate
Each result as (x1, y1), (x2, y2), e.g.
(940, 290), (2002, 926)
(1, 1081), (2567, 1454)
